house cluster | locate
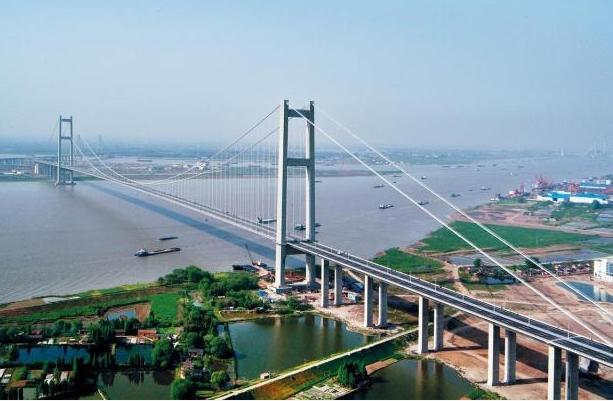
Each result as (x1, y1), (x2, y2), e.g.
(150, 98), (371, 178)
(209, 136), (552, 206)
(179, 348), (209, 380)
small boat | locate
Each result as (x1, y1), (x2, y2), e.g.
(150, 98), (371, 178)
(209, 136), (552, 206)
(373, 184), (385, 189)
(378, 204), (394, 209)
(159, 236), (178, 241)
(418, 201), (429, 206)
(421, 176), (427, 180)
(480, 186), (491, 191)
(134, 247), (180, 257)
(450, 193), (461, 198)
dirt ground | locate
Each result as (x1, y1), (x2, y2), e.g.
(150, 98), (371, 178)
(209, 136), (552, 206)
(475, 274), (613, 344)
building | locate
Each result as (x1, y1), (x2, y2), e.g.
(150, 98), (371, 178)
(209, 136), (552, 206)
(594, 257), (613, 282)
(137, 329), (158, 341)
(537, 191), (609, 205)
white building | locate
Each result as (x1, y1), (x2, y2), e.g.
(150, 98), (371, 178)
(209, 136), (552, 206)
(594, 256), (613, 282)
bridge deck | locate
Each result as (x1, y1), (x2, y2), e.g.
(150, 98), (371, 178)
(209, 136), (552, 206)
(288, 240), (613, 367)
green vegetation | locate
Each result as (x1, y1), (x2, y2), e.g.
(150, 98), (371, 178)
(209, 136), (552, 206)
(0, 285), (184, 326)
(149, 292), (182, 326)
(336, 360), (367, 388)
(158, 266), (209, 285)
(210, 370), (230, 390)
(275, 296), (313, 314)
(152, 339), (175, 368)
(87, 320), (116, 346)
(550, 203), (601, 224)
(171, 378), (197, 400)
(373, 248), (443, 273)
(467, 386), (504, 399)
(419, 221), (595, 253)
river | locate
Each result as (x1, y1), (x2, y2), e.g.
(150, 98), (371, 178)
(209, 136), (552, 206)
(1, 155), (610, 302)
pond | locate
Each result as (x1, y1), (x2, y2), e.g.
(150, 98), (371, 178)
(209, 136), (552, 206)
(343, 359), (473, 400)
(79, 370), (174, 400)
(557, 281), (613, 303)
(228, 314), (374, 379)
(14, 344), (153, 366)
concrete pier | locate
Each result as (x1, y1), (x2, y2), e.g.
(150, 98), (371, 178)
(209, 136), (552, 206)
(417, 296), (429, 354)
(364, 275), (373, 327)
(504, 330), (516, 384)
(433, 303), (444, 351)
(565, 351), (579, 400)
(548, 345), (562, 400)
(487, 323), (500, 386)
(377, 282), (388, 327)
(305, 254), (316, 288)
(320, 258), (329, 308)
(333, 264), (342, 306)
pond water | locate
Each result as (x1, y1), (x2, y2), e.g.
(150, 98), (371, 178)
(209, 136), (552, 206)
(15, 344), (152, 365)
(558, 281), (613, 303)
(343, 359), (473, 400)
(79, 370), (174, 400)
(106, 308), (137, 321)
(228, 314), (374, 379)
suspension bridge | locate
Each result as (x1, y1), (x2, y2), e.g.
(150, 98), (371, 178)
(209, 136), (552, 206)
(25, 100), (613, 400)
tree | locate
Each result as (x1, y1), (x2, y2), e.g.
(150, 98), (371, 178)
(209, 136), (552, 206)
(181, 331), (203, 349)
(473, 258), (482, 268)
(337, 361), (367, 388)
(170, 378), (195, 400)
(88, 320), (116, 346)
(210, 370), (229, 390)
(152, 339), (175, 368)
(209, 336), (232, 358)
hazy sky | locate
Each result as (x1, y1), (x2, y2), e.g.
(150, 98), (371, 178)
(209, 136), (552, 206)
(1, 1), (612, 150)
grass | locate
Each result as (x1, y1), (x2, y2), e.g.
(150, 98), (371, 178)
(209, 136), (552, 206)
(77, 282), (155, 297)
(149, 292), (182, 325)
(418, 221), (595, 253)
(550, 203), (600, 223)
(462, 282), (508, 293)
(373, 248), (443, 274)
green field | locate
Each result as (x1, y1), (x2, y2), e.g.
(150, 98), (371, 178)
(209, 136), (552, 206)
(149, 292), (182, 325)
(373, 248), (443, 274)
(550, 203), (601, 224)
(418, 221), (595, 253)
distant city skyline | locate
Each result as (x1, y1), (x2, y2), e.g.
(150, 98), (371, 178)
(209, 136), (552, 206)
(1, 1), (612, 151)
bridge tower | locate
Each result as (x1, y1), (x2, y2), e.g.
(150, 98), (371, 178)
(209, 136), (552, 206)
(274, 100), (316, 291)
(56, 115), (75, 185)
